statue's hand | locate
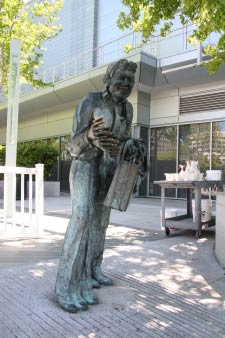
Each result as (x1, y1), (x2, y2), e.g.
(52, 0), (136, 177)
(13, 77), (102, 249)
(137, 139), (146, 163)
(122, 139), (138, 162)
(88, 116), (120, 158)
(122, 138), (147, 164)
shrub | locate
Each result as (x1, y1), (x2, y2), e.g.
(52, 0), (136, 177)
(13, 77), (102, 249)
(0, 145), (5, 165)
(0, 142), (58, 179)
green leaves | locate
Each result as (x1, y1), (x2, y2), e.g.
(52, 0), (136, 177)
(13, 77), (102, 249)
(0, 0), (63, 91)
(0, 142), (58, 179)
(118, 0), (225, 73)
(16, 142), (58, 179)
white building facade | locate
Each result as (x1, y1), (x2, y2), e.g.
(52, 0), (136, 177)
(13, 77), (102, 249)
(1, 0), (225, 197)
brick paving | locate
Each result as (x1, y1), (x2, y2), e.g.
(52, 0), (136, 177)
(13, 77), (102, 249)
(0, 226), (224, 338)
(0, 197), (224, 337)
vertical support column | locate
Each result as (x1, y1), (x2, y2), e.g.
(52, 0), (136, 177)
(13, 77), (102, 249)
(35, 164), (44, 236)
(5, 39), (21, 217)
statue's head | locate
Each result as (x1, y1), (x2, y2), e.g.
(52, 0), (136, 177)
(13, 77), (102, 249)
(103, 59), (137, 102)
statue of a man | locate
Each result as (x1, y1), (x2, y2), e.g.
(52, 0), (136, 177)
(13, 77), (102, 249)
(55, 59), (146, 312)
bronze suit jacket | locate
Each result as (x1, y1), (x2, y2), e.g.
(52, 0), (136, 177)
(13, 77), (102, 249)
(69, 90), (133, 161)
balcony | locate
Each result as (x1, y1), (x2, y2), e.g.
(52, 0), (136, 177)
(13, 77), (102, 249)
(0, 25), (220, 104)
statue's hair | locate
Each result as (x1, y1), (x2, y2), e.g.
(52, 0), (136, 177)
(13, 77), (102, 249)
(103, 59), (137, 85)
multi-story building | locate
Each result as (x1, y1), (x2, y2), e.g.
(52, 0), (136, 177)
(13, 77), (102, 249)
(1, 0), (225, 197)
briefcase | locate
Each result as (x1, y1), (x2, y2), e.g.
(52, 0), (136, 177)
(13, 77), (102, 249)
(103, 160), (139, 211)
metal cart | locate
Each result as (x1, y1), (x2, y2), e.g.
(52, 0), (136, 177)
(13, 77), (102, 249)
(154, 180), (222, 239)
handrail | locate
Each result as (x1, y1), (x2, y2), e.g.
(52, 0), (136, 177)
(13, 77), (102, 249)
(0, 166), (37, 174)
(37, 26), (193, 80)
(0, 25), (219, 103)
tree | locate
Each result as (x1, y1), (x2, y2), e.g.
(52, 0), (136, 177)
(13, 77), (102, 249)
(117, 0), (225, 73)
(0, 0), (63, 91)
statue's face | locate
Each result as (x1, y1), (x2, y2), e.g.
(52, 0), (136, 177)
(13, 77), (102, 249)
(108, 68), (135, 102)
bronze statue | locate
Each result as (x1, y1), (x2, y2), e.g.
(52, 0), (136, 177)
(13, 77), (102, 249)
(55, 59), (146, 313)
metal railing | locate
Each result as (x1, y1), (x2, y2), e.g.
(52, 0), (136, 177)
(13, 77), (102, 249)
(0, 25), (220, 103)
(30, 27), (197, 86)
(0, 164), (44, 236)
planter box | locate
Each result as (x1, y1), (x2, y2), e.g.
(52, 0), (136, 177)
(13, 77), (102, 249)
(26, 181), (60, 198)
(44, 181), (60, 197)
(0, 180), (60, 199)
(0, 180), (3, 198)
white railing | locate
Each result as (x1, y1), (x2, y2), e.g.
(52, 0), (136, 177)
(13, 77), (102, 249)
(0, 164), (44, 236)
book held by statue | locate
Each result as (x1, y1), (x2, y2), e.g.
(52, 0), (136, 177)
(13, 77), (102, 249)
(104, 160), (139, 211)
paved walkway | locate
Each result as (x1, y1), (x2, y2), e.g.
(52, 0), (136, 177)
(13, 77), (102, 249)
(0, 197), (224, 338)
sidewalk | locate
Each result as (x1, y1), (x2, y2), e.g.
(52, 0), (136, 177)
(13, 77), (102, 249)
(0, 197), (224, 338)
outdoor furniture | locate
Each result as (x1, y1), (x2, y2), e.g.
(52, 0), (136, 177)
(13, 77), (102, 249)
(154, 180), (222, 238)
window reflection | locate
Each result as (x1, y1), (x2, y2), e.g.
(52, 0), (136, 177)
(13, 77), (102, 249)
(60, 135), (71, 192)
(0, 145), (5, 180)
(60, 136), (71, 161)
(139, 127), (149, 196)
(178, 123), (210, 198)
(150, 126), (177, 197)
(179, 123), (210, 173)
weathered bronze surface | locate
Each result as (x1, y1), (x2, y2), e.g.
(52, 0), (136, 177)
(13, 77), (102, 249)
(104, 160), (139, 211)
(55, 59), (146, 312)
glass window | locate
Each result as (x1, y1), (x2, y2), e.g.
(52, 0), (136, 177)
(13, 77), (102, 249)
(150, 126), (177, 197)
(46, 137), (60, 181)
(60, 135), (71, 192)
(178, 123), (210, 198)
(179, 123), (210, 172)
(212, 121), (225, 185)
(139, 127), (149, 196)
(0, 145), (5, 179)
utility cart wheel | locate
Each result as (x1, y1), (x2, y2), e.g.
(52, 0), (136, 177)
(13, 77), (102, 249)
(165, 226), (170, 236)
(196, 230), (201, 239)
